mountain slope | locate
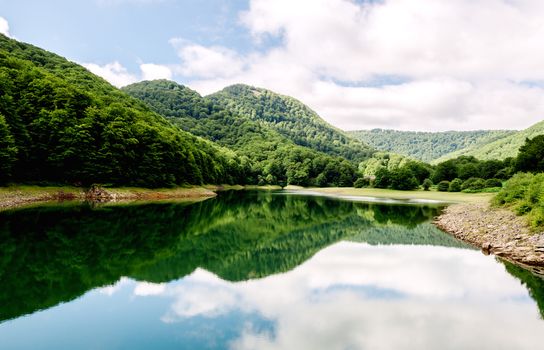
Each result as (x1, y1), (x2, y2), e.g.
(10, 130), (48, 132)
(434, 120), (544, 162)
(208, 84), (374, 163)
(123, 80), (358, 186)
(349, 129), (515, 163)
(0, 34), (246, 186)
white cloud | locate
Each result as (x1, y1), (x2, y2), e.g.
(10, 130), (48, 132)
(0, 17), (11, 37)
(133, 281), (166, 296)
(140, 63), (172, 81)
(82, 61), (173, 87)
(176, 0), (544, 131)
(83, 61), (138, 87)
(97, 277), (131, 296)
(171, 39), (246, 79)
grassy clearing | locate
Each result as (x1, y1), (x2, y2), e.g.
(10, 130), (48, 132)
(295, 187), (493, 203)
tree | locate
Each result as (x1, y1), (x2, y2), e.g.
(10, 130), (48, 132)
(432, 160), (457, 183)
(422, 178), (433, 191)
(0, 115), (17, 183)
(389, 167), (419, 190)
(515, 135), (544, 173)
(373, 168), (391, 188)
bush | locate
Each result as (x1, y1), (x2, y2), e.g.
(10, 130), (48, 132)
(461, 177), (486, 191)
(448, 178), (462, 192)
(422, 178), (433, 191)
(494, 173), (544, 229)
(485, 178), (502, 188)
(437, 181), (450, 192)
(353, 177), (370, 188)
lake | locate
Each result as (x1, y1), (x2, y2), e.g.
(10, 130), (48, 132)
(1, 191), (543, 349)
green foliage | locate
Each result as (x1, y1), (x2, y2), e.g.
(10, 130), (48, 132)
(353, 177), (370, 188)
(485, 178), (502, 188)
(123, 80), (359, 187)
(432, 156), (512, 183)
(448, 178), (462, 192)
(349, 128), (515, 163)
(0, 114), (17, 183)
(208, 84), (374, 163)
(435, 120), (544, 162)
(515, 135), (544, 173)
(422, 178), (433, 191)
(358, 152), (417, 177)
(437, 180), (450, 192)
(373, 167), (391, 189)
(389, 167), (419, 190)
(461, 177), (486, 191)
(494, 173), (544, 229)
(0, 35), (246, 187)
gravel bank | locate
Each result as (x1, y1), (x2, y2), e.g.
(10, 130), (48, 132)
(435, 202), (544, 276)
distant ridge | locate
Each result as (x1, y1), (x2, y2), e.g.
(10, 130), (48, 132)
(349, 129), (515, 163)
(433, 120), (544, 162)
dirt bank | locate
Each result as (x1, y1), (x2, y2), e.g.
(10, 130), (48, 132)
(435, 202), (544, 276)
(0, 186), (217, 211)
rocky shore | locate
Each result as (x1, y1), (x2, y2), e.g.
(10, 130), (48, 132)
(435, 202), (544, 276)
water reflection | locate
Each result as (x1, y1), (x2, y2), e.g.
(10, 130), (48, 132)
(0, 191), (543, 349)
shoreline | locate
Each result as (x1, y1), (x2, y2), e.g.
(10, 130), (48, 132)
(0, 185), (218, 211)
(0, 184), (284, 211)
(435, 202), (544, 275)
(288, 187), (494, 203)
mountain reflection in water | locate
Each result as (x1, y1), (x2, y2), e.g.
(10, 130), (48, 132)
(0, 191), (543, 349)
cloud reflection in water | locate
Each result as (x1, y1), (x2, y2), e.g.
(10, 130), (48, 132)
(130, 242), (544, 350)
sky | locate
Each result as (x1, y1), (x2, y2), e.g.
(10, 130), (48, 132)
(2, 0), (544, 132)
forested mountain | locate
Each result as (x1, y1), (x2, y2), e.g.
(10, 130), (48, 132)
(123, 80), (363, 186)
(208, 84), (374, 163)
(434, 120), (544, 162)
(349, 129), (515, 163)
(0, 34), (247, 186)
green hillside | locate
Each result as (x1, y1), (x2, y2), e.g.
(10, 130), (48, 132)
(123, 80), (362, 186)
(208, 84), (374, 163)
(434, 120), (544, 162)
(349, 129), (515, 162)
(0, 35), (246, 186)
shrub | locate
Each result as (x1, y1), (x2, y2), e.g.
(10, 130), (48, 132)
(485, 178), (502, 188)
(422, 178), (433, 191)
(494, 173), (534, 205)
(354, 177), (370, 188)
(494, 173), (544, 230)
(437, 181), (450, 192)
(461, 177), (486, 191)
(448, 178), (462, 192)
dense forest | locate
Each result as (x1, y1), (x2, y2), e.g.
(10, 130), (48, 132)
(0, 34), (249, 187)
(123, 80), (366, 187)
(349, 129), (515, 163)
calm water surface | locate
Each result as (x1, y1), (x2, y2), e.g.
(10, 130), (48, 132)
(0, 191), (543, 349)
